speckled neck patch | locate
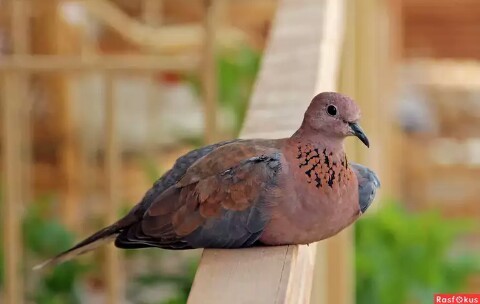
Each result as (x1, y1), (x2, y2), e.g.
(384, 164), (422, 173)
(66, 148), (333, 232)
(295, 143), (350, 189)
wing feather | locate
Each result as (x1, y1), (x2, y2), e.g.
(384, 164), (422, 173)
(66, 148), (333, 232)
(350, 163), (380, 213)
(116, 142), (282, 249)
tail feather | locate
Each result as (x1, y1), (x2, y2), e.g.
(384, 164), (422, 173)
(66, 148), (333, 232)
(33, 224), (121, 270)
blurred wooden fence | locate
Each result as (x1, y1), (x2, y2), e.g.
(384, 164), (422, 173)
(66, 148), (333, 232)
(400, 60), (480, 218)
(1, 0), (219, 303)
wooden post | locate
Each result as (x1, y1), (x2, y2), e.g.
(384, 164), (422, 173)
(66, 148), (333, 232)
(354, 0), (382, 179)
(59, 101), (81, 230)
(354, 0), (400, 203)
(79, 0), (97, 229)
(142, 0), (163, 25)
(381, 0), (403, 199)
(12, 0), (32, 209)
(142, 0), (164, 157)
(30, 0), (83, 230)
(104, 75), (123, 304)
(2, 76), (24, 304)
(2, 0), (29, 302)
(315, 1), (401, 303)
(314, 1), (357, 303)
(202, 0), (219, 144)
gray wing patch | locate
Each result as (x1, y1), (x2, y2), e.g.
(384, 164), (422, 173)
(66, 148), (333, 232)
(184, 205), (266, 248)
(350, 163), (380, 213)
(184, 153), (282, 248)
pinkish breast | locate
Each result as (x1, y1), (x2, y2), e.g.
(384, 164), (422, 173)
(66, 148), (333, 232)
(260, 142), (361, 245)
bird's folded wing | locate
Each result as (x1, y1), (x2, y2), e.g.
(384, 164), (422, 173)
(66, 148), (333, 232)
(120, 143), (282, 249)
(350, 163), (380, 213)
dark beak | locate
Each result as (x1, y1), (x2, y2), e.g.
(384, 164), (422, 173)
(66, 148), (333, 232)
(349, 122), (369, 148)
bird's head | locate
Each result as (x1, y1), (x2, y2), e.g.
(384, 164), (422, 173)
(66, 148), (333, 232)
(301, 92), (369, 147)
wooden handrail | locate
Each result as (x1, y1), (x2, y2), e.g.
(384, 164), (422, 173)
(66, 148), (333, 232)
(187, 0), (346, 303)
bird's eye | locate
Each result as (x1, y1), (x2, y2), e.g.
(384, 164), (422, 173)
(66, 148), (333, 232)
(327, 105), (337, 116)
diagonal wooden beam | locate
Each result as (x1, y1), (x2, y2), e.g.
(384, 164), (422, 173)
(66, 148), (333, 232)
(82, 0), (249, 54)
(187, 0), (346, 303)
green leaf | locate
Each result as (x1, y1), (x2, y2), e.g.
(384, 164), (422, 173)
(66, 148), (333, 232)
(356, 201), (479, 304)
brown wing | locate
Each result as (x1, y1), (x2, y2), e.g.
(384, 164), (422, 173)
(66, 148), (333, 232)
(115, 142), (282, 249)
(175, 140), (279, 187)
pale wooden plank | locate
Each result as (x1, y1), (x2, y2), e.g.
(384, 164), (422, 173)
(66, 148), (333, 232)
(242, 0), (344, 139)
(2, 74), (24, 304)
(381, 0), (403, 199)
(188, 247), (292, 304)
(187, 0), (346, 303)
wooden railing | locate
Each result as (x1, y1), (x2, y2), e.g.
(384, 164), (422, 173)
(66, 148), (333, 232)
(187, 0), (347, 303)
(185, 0), (399, 301)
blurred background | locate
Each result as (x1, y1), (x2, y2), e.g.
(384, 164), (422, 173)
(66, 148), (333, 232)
(0, 0), (479, 303)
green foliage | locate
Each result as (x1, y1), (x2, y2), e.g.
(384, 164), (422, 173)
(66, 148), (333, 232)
(160, 257), (199, 304)
(186, 45), (261, 135)
(23, 196), (75, 256)
(128, 256), (199, 304)
(23, 195), (88, 304)
(356, 201), (480, 304)
(0, 194), (88, 304)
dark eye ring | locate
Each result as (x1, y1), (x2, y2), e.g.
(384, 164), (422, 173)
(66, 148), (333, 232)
(327, 105), (337, 116)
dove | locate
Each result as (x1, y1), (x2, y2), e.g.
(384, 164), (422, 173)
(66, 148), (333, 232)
(34, 92), (380, 269)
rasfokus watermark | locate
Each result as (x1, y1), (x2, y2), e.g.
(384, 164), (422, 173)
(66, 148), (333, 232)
(434, 294), (480, 304)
